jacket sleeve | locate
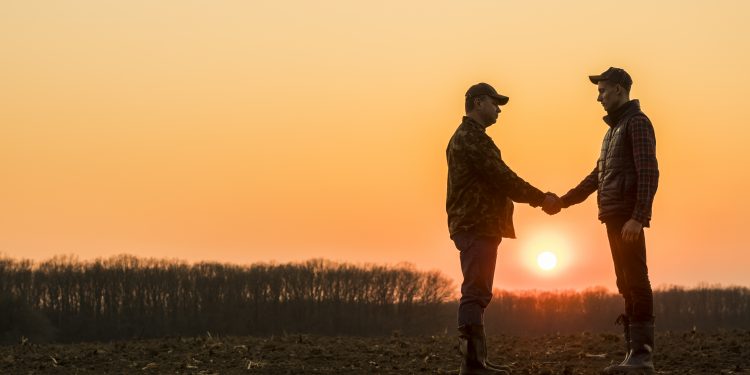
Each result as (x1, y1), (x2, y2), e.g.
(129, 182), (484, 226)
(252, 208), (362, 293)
(629, 116), (659, 224)
(460, 131), (546, 206)
(560, 166), (598, 208)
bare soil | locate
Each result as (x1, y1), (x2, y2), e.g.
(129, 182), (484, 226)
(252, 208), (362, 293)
(1, 330), (748, 374)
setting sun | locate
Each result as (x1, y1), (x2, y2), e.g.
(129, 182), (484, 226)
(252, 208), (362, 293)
(520, 231), (570, 278)
(537, 251), (558, 271)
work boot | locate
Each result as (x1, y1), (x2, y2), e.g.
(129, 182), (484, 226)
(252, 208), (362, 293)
(480, 325), (512, 373)
(458, 324), (508, 375)
(602, 319), (655, 375)
(602, 314), (631, 373)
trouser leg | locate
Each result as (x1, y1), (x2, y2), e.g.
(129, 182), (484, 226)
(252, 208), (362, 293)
(603, 218), (655, 374)
(606, 218), (653, 322)
(453, 233), (506, 374)
(453, 232), (501, 327)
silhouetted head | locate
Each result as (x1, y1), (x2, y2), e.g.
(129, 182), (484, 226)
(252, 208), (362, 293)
(590, 67), (632, 113)
(465, 82), (509, 127)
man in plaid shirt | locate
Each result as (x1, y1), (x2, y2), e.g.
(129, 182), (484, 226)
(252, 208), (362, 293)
(558, 67), (659, 374)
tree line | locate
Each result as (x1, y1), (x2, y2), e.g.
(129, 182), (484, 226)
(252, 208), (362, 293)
(485, 285), (750, 335)
(0, 255), (748, 343)
(0, 255), (454, 343)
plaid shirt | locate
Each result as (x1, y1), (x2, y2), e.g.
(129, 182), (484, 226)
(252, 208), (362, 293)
(629, 113), (659, 224)
(562, 100), (659, 226)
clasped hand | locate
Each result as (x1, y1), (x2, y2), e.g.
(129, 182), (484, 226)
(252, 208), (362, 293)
(541, 193), (563, 215)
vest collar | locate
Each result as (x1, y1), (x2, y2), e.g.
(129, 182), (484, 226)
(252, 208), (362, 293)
(604, 99), (641, 127)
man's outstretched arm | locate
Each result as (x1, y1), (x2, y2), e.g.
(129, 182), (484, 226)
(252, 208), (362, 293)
(560, 166), (598, 208)
(460, 131), (547, 206)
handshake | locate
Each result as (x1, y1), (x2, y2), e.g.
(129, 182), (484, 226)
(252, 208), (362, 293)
(541, 193), (564, 215)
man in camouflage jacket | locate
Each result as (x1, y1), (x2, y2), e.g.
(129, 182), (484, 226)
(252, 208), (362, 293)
(446, 82), (560, 374)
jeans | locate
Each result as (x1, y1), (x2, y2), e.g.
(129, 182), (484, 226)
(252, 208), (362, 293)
(605, 217), (654, 322)
(452, 232), (502, 327)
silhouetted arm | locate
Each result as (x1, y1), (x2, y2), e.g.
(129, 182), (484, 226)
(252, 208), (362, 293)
(630, 116), (659, 224)
(461, 130), (546, 206)
(560, 166), (598, 208)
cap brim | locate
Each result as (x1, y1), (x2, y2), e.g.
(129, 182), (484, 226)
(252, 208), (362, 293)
(589, 75), (607, 84)
(489, 94), (509, 106)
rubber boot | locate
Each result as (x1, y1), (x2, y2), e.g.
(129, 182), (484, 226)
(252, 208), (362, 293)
(480, 325), (512, 373)
(602, 314), (631, 373)
(458, 324), (508, 375)
(602, 319), (655, 375)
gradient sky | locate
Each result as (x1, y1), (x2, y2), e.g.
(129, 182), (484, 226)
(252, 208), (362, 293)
(2, 1), (749, 291)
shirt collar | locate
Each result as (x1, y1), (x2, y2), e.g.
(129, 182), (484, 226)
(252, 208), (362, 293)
(462, 116), (487, 132)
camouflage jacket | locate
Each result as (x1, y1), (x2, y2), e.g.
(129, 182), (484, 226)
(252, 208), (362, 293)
(446, 117), (546, 239)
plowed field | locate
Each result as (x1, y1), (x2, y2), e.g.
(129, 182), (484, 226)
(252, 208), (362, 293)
(2, 330), (748, 374)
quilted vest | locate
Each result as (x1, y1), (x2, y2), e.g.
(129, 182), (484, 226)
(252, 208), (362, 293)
(596, 102), (647, 221)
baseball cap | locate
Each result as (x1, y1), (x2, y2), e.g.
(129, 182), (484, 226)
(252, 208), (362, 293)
(589, 67), (633, 91)
(465, 82), (509, 105)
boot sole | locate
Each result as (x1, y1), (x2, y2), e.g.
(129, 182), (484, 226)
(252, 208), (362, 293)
(460, 365), (509, 375)
(601, 369), (654, 375)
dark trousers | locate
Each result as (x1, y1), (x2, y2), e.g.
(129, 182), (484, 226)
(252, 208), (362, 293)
(605, 217), (654, 322)
(452, 232), (502, 327)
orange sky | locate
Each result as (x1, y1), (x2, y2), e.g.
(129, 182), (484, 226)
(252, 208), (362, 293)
(2, 1), (749, 291)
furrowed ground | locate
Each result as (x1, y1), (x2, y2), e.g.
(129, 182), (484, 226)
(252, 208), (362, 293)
(1, 330), (748, 374)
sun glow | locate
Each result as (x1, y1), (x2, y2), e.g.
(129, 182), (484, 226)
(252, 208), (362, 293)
(537, 251), (557, 271)
(520, 230), (572, 277)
